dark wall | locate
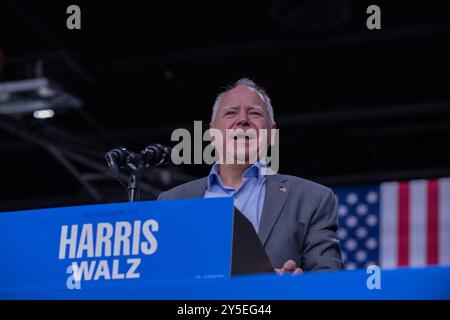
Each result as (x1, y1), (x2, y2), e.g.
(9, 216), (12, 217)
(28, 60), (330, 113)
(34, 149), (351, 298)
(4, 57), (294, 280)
(1, 0), (449, 211)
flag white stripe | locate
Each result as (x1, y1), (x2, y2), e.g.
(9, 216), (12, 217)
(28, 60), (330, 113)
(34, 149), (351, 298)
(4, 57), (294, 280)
(380, 182), (398, 268)
(439, 178), (450, 265)
(409, 180), (427, 267)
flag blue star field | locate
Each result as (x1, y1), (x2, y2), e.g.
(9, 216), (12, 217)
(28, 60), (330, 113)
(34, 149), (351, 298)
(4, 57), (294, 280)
(333, 178), (450, 270)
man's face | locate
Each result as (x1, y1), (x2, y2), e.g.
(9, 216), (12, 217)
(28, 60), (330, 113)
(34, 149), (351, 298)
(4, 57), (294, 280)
(210, 85), (276, 164)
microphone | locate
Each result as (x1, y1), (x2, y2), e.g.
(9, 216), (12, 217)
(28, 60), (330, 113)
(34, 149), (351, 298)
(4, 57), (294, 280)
(105, 147), (132, 178)
(105, 143), (172, 201)
(105, 144), (172, 177)
(141, 143), (172, 166)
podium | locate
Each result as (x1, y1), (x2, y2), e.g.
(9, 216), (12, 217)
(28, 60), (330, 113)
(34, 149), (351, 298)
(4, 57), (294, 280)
(1, 198), (450, 300)
(0, 197), (272, 297)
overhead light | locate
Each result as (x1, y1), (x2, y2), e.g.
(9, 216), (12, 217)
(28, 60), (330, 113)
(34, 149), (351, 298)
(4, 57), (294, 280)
(33, 109), (54, 119)
(0, 77), (82, 116)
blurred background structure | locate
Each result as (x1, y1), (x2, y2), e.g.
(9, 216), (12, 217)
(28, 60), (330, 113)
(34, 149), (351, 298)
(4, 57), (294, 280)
(1, 1), (450, 269)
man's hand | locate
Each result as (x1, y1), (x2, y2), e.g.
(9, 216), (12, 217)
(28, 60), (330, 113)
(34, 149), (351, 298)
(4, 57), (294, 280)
(274, 259), (303, 275)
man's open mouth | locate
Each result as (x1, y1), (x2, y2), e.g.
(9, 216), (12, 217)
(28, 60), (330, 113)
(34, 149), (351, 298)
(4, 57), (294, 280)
(233, 135), (251, 141)
(231, 131), (257, 141)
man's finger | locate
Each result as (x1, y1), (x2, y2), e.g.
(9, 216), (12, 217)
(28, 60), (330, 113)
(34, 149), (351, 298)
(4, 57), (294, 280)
(274, 268), (284, 275)
(283, 259), (297, 272)
(292, 268), (303, 275)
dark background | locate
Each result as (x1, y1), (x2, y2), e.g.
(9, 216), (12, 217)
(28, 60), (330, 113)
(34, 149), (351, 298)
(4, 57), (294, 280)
(1, 0), (449, 211)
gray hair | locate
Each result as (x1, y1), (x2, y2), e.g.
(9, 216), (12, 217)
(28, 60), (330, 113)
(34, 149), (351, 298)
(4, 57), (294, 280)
(211, 78), (275, 123)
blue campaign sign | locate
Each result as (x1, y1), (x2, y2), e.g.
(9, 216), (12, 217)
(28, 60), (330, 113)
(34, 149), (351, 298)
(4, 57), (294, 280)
(0, 197), (234, 296)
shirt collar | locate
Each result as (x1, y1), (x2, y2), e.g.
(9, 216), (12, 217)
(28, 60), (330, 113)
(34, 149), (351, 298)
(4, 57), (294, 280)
(207, 161), (266, 191)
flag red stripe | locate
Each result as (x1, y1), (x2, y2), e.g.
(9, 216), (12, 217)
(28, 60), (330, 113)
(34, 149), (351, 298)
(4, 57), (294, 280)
(398, 182), (410, 266)
(427, 180), (439, 264)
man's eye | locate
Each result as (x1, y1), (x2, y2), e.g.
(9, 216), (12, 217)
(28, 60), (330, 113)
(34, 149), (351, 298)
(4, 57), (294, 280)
(224, 111), (235, 116)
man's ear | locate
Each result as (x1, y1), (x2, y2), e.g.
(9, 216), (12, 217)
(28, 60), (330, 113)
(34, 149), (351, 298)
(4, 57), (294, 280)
(271, 122), (277, 129)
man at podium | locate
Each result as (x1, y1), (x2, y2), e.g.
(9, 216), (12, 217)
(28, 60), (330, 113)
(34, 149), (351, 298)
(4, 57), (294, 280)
(158, 78), (343, 274)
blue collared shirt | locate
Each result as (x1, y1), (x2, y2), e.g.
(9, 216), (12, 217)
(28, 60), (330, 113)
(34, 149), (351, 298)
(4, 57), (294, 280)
(203, 162), (267, 232)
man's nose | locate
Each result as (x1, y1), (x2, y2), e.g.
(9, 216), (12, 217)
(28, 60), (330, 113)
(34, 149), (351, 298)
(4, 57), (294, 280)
(235, 111), (250, 127)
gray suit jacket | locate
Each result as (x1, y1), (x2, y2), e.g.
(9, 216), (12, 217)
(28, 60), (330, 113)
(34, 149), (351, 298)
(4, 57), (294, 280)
(158, 174), (343, 271)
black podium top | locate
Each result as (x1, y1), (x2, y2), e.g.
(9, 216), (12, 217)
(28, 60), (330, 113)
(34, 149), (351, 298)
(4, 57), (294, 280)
(231, 208), (274, 276)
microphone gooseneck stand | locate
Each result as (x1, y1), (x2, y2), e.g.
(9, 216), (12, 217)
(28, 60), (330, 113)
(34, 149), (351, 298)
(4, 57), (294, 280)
(127, 162), (145, 202)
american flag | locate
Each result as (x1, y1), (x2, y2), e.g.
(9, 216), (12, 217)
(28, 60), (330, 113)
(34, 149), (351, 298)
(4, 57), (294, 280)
(333, 178), (450, 270)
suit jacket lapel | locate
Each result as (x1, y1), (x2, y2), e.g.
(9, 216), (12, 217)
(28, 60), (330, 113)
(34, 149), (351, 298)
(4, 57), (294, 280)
(186, 177), (208, 198)
(258, 174), (289, 246)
